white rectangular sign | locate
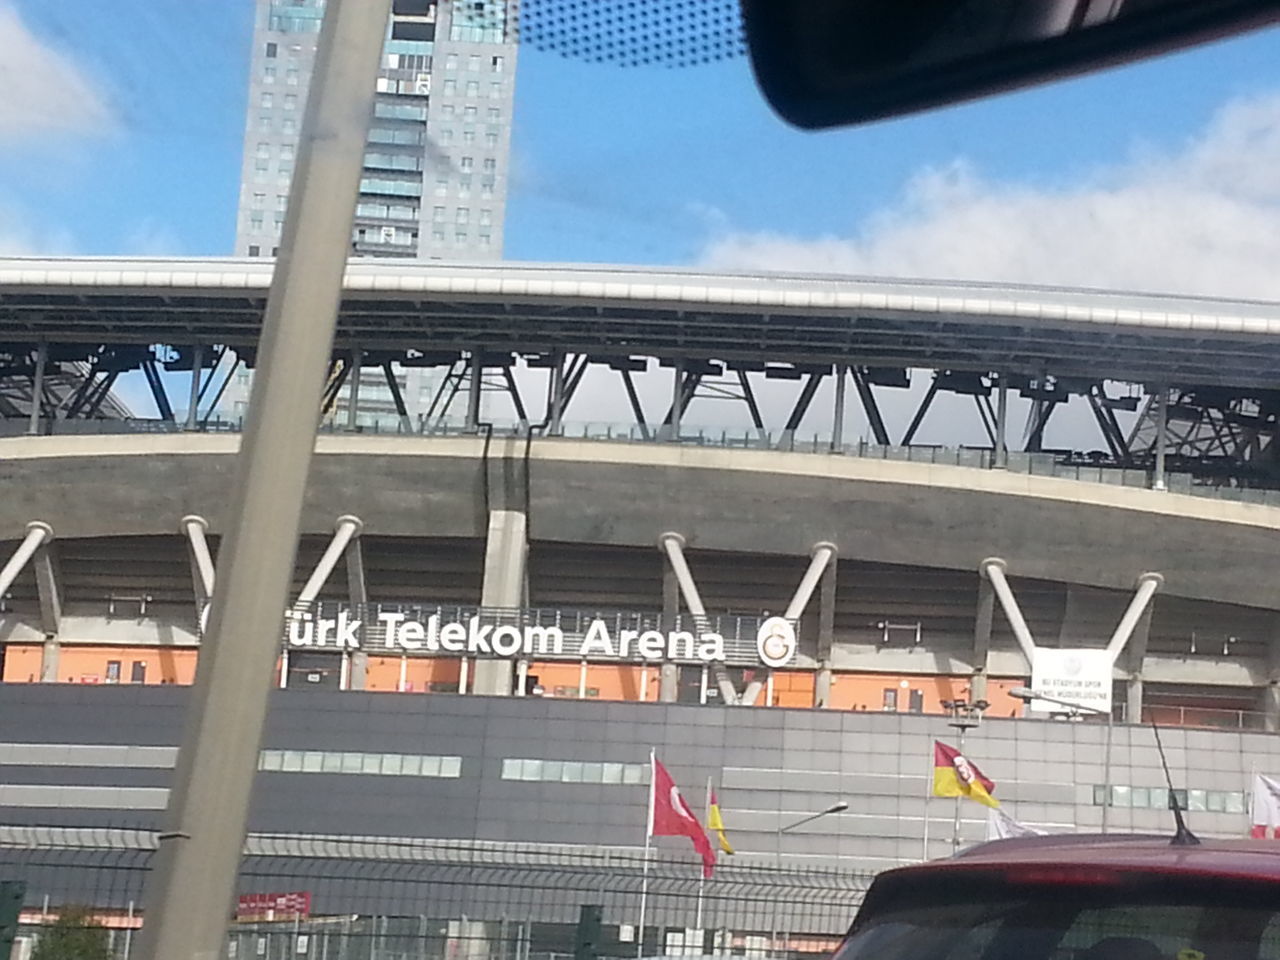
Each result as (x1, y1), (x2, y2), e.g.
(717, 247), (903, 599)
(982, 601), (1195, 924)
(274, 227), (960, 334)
(1029, 648), (1113, 715)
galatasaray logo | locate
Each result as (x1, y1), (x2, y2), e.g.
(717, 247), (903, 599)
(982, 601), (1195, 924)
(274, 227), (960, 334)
(756, 617), (797, 668)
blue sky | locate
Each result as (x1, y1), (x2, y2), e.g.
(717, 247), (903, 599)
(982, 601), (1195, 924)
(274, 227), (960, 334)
(2, 0), (1279, 287)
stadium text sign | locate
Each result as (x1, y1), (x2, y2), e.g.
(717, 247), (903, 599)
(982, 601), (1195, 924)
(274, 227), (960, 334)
(1029, 648), (1113, 715)
(284, 610), (738, 663)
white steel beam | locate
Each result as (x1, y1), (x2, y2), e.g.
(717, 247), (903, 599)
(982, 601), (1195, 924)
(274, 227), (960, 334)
(980, 557), (1038, 666)
(1105, 572), (1164, 664)
(296, 515), (364, 608)
(0, 521), (53, 602)
(181, 515), (216, 614)
(658, 532), (738, 705)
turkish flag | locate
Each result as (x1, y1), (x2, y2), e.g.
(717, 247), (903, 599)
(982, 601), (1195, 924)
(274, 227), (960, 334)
(650, 756), (716, 878)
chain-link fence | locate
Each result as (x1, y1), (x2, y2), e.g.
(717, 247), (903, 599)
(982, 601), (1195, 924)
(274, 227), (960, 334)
(0, 825), (873, 960)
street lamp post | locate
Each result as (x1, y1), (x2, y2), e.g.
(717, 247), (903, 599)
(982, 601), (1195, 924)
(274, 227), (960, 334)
(1010, 686), (1113, 834)
(940, 698), (988, 850)
(772, 801), (848, 959)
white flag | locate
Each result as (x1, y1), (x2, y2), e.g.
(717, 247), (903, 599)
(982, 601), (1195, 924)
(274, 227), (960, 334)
(1250, 775), (1280, 838)
(986, 807), (1046, 841)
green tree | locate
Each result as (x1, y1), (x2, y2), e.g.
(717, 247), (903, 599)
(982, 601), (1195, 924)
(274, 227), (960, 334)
(31, 906), (112, 960)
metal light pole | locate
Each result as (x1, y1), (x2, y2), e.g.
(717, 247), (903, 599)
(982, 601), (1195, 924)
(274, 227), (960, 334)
(1011, 686), (1113, 834)
(941, 698), (988, 850)
(772, 801), (847, 958)
(133, 1), (393, 958)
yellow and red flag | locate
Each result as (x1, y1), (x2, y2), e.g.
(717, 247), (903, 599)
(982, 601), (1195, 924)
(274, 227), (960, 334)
(708, 789), (735, 855)
(933, 741), (1000, 808)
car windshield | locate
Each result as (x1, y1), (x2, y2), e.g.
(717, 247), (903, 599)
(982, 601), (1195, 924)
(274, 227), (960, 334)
(834, 876), (1280, 960)
(7, 3), (1280, 960)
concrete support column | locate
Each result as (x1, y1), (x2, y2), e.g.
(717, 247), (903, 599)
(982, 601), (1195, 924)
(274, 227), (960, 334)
(515, 658), (529, 696)
(994, 373), (1008, 469)
(971, 576), (995, 702)
(1153, 385), (1169, 491)
(472, 510), (527, 696)
(1263, 616), (1280, 733)
(812, 559), (837, 708)
(466, 349), (483, 432)
(345, 533), (369, 691)
(186, 344), (204, 431)
(830, 364), (847, 453)
(40, 637), (60, 683)
(1262, 686), (1280, 734)
(27, 342), (47, 436)
(660, 565), (680, 703)
(33, 538), (62, 682)
(549, 351), (565, 436)
(346, 346), (363, 432)
(667, 359), (684, 442)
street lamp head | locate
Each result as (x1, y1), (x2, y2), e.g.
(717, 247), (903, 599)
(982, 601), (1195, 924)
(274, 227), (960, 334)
(827, 801), (849, 814)
(1009, 686), (1035, 702)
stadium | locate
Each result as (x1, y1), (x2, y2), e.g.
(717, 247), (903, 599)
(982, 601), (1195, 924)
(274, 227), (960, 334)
(2, 255), (1280, 955)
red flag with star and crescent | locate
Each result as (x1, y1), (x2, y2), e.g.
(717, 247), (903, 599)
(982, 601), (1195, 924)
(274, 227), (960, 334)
(649, 755), (717, 878)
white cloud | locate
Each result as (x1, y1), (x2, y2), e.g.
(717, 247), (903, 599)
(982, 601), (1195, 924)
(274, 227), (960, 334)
(122, 219), (182, 257)
(0, 3), (112, 141)
(700, 93), (1280, 301)
(0, 203), (74, 255)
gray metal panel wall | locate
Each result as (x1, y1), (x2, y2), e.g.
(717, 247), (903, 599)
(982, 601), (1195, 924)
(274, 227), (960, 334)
(0, 687), (1277, 875)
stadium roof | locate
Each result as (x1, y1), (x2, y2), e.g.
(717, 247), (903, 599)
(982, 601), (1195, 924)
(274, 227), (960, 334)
(3, 257), (1280, 387)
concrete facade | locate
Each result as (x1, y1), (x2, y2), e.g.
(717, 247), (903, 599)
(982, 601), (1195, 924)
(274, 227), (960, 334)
(4, 433), (1280, 720)
(1, 434), (1277, 607)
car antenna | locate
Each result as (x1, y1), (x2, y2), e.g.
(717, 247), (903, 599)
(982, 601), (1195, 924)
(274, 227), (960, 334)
(1150, 720), (1199, 847)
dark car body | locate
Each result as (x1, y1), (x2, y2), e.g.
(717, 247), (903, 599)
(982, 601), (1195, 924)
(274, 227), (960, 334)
(829, 836), (1280, 960)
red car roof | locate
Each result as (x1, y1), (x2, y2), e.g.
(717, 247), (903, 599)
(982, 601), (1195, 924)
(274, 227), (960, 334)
(883, 834), (1280, 883)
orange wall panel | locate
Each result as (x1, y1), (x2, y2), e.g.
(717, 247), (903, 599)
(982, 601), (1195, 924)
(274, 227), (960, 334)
(0, 643), (1026, 718)
(363, 656), (462, 693)
(530, 662), (657, 701)
(2, 646), (43, 684)
(2, 645), (198, 686)
(826, 672), (1025, 717)
(770, 670), (816, 708)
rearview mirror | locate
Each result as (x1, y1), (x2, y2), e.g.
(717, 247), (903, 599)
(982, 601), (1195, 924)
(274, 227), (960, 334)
(742, 0), (1280, 128)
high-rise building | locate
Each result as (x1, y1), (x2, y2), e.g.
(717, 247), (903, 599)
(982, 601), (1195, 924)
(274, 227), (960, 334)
(236, 0), (516, 260)
(225, 0), (517, 426)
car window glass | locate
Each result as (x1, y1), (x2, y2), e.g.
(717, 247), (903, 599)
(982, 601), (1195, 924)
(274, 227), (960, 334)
(838, 891), (1280, 960)
(833, 902), (1026, 960)
(1053, 906), (1199, 960)
(1258, 913), (1280, 960)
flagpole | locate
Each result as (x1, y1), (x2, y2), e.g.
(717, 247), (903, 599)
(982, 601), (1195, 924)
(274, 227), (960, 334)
(695, 776), (710, 932)
(952, 728), (965, 851)
(922, 747), (932, 861)
(638, 748), (655, 959)
(1249, 761), (1257, 825)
